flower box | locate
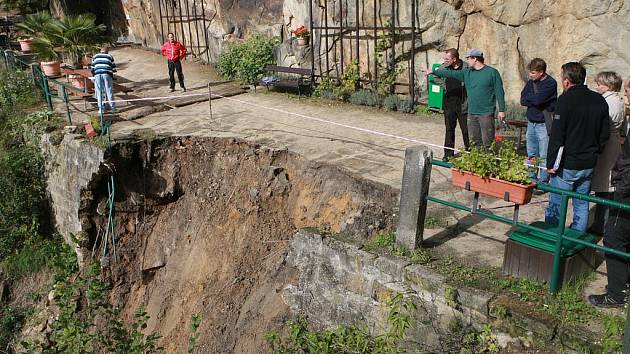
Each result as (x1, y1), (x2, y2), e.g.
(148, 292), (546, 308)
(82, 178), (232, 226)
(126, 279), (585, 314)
(451, 168), (535, 205)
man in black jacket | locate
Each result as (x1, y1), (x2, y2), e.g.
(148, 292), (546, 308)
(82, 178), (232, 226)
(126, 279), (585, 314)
(435, 48), (469, 161)
(545, 62), (609, 232)
(588, 77), (630, 308)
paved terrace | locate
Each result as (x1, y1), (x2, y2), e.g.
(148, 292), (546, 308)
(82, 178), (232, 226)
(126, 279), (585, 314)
(73, 46), (608, 300)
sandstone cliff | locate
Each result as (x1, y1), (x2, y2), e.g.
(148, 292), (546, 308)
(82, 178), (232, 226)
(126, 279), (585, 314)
(51, 0), (630, 103)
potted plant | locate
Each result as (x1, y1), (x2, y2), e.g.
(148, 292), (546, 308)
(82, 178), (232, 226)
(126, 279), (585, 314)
(15, 12), (52, 53)
(29, 13), (106, 78)
(292, 25), (310, 46)
(449, 140), (535, 205)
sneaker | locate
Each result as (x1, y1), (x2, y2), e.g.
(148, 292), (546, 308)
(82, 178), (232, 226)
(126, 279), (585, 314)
(588, 293), (624, 308)
(170, 88), (175, 92)
(182, 87), (187, 92)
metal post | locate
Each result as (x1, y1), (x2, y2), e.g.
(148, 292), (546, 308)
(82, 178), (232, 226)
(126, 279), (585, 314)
(158, 0), (165, 43)
(389, 0), (395, 94)
(549, 195), (569, 294)
(339, 0), (344, 78)
(373, 0), (377, 82)
(164, 0), (171, 37)
(177, 0), (187, 48)
(43, 75), (52, 110)
(354, 0), (361, 73)
(62, 86), (72, 125)
(200, 0), (210, 63)
(192, 0), (201, 58)
(324, 0), (329, 78)
(309, 0), (315, 84)
(395, 145), (433, 250)
(410, 0), (416, 101)
(184, 0), (193, 55)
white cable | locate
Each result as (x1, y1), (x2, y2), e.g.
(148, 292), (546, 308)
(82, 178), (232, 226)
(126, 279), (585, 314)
(99, 89), (547, 171)
(103, 92), (207, 104)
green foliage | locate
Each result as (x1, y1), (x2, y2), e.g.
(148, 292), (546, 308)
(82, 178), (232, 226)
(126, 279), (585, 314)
(267, 292), (415, 353)
(396, 98), (415, 113)
(460, 324), (499, 354)
(0, 69), (38, 107)
(90, 116), (102, 134)
(602, 315), (624, 353)
(373, 20), (402, 96)
(1, 237), (62, 280)
(445, 286), (459, 308)
(313, 77), (335, 98)
(14, 12), (52, 39)
(349, 89), (381, 107)
(105, 306), (162, 354)
(364, 232), (396, 251)
(382, 94), (399, 111)
(0, 306), (27, 352)
(415, 104), (441, 117)
(29, 13), (107, 63)
(424, 215), (448, 229)
(451, 141), (530, 185)
(333, 60), (360, 101)
(216, 35), (280, 84)
(0, 0), (48, 14)
(188, 314), (202, 353)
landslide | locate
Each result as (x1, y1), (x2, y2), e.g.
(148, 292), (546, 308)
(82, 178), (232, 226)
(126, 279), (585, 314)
(87, 136), (397, 353)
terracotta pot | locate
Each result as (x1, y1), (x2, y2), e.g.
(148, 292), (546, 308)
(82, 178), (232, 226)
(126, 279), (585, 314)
(297, 37), (308, 46)
(451, 168), (535, 205)
(19, 38), (33, 52)
(68, 74), (93, 91)
(40, 61), (62, 77)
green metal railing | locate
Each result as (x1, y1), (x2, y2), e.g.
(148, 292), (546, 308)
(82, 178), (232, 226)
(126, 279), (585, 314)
(429, 158), (630, 294)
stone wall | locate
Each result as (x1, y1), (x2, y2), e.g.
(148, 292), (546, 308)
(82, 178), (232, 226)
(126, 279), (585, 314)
(284, 230), (601, 352)
(41, 134), (105, 264)
(80, 0), (628, 104)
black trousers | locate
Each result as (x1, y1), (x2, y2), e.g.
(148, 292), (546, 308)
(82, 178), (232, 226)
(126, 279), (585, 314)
(443, 97), (469, 157)
(168, 60), (185, 89)
(604, 210), (630, 300)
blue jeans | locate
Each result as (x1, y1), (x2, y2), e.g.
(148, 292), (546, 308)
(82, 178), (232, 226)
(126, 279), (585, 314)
(94, 74), (115, 113)
(545, 168), (593, 232)
(526, 122), (548, 183)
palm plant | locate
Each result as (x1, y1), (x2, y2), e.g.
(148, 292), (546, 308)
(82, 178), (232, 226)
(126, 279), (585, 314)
(15, 12), (52, 39)
(30, 13), (106, 64)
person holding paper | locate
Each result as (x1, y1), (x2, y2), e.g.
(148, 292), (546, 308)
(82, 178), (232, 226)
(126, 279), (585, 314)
(545, 62), (609, 232)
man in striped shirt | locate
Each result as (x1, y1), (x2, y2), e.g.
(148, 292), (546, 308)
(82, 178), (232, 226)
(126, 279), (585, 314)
(90, 47), (116, 114)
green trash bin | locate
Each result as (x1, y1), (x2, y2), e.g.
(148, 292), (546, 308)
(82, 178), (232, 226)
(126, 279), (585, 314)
(427, 63), (444, 112)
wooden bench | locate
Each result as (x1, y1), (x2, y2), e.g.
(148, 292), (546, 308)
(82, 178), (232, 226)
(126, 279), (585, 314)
(257, 64), (313, 96)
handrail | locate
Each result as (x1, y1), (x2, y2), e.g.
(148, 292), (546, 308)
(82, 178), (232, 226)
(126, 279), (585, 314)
(428, 158), (630, 294)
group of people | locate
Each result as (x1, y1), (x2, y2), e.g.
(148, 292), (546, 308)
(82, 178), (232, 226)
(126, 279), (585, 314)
(424, 48), (630, 308)
(89, 32), (188, 114)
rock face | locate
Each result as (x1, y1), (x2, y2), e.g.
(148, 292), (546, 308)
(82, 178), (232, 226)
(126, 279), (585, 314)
(50, 0), (629, 102)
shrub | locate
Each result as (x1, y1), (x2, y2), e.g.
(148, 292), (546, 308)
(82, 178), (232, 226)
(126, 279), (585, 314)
(0, 69), (38, 108)
(313, 77), (335, 98)
(216, 35), (280, 84)
(333, 60), (360, 101)
(382, 94), (399, 111)
(349, 89), (381, 107)
(397, 98), (415, 113)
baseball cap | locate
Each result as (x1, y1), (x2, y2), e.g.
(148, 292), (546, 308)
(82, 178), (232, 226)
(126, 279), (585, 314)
(464, 48), (483, 58)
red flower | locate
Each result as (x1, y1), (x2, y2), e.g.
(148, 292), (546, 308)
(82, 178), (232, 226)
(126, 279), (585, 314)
(292, 25), (310, 39)
(495, 133), (503, 143)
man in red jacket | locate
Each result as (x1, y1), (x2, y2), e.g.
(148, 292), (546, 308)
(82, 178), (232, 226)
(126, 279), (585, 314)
(161, 32), (187, 92)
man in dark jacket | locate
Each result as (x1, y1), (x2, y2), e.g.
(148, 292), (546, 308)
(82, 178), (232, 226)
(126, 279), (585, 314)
(545, 62), (609, 232)
(520, 58), (557, 183)
(588, 77), (630, 308)
(435, 48), (469, 161)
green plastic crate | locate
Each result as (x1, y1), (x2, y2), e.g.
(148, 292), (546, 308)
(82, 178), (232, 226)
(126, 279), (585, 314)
(508, 221), (599, 257)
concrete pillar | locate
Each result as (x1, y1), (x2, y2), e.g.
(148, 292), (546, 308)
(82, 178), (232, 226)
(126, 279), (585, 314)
(396, 145), (433, 250)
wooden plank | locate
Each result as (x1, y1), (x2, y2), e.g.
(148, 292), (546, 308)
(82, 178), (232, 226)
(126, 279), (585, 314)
(264, 64), (313, 75)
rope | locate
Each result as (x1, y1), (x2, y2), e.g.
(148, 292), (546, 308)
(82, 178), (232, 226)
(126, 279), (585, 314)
(102, 89), (547, 171)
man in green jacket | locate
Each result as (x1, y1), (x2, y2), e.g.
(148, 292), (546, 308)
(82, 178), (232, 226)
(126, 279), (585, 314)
(424, 48), (506, 149)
